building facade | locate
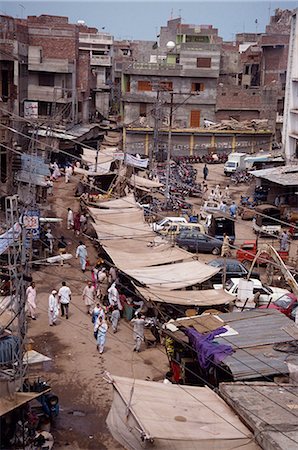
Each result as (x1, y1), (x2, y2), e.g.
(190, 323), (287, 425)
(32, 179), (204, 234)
(283, 8), (298, 161)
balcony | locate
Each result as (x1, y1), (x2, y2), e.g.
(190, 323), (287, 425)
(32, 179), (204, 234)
(27, 85), (72, 103)
(79, 32), (113, 46)
(28, 56), (74, 73)
(123, 62), (183, 77)
(91, 55), (111, 66)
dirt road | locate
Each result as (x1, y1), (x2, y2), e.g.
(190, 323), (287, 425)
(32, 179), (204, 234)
(27, 177), (168, 449)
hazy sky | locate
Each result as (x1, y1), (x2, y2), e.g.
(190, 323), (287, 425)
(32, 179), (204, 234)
(1, 1), (297, 40)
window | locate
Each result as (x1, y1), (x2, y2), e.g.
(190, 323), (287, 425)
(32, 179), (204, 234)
(196, 58), (211, 68)
(139, 103), (147, 117)
(159, 81), (173, 91)
(191, 82), (205, 92)
(38, 73), (54, 87)
(190, 110), (201, 128)
(137, 80), (152, 91)
(39, 49), (43, 63)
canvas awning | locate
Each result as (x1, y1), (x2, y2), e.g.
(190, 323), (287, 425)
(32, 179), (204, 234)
(123, 260), (220, 289)
(129, 174), (163, 189)
(0, 389), (51, 417)
(137, 287), (234, 306)
(102, 241), (191, 270)
(106, 376), (259, 450)
(94, 193), (138, 209)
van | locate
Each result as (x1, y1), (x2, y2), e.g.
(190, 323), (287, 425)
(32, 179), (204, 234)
(205, 213), (235, 244)
(159, 222), (205, 237)
(224, 152), (247, 175)
(152, 216), (188, 232)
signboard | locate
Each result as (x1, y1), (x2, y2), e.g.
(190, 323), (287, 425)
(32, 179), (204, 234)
(24, 101), (38, 119)
(23, 210), (40, 230)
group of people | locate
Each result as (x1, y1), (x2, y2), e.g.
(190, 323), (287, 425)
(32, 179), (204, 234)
(67, 208), (88, 236)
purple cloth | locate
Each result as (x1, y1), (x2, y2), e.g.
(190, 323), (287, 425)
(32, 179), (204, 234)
(183, 326), (233, 370)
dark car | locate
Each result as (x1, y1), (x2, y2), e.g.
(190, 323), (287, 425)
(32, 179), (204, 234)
(207, 258), (260, 283)
(176, 230), (222, 254)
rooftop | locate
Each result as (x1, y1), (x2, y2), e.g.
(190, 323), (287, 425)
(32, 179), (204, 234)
(250, 164), (298, 186)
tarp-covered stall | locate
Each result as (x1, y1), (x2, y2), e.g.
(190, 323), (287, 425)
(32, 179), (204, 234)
(124, 260), (219, 289)
(106, 375), (260, 450)
(137, 287), (234, 307)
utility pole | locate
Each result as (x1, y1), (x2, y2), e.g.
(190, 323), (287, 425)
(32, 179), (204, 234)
(151, 89), (161, 171)
(165, 91), (174, 200)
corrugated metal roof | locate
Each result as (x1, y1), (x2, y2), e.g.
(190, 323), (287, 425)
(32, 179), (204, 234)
(216, 310), (298, 380)
(250, 165), (298, 186)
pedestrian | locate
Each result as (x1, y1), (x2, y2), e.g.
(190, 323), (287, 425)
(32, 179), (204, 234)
(131, 312), (145, 352)
(209, 189), (216, 201)
(280, 230), (289, 251)
(108, 281), (122, 311)
(67, 208), (74, 230)
(97, 267), (109, 302)
(45, 229), (54, 254)
(92, 302), (105, 326)
(229, 201), (237, 218)
(58, 281), (72, 319)
(76, 241), (88, 272)
(26, 282), (37, 320)
(52, 161), (61, 180)
(73, 212), (81, 236)
(110, 305), (120, 333)
(95, 317), (108, 354)
(65, 165), (72, 183)
(79, 213), (87, 234)
(221, 233), (231, 257)
(48, 290), (59, 326)
(46, 177), (53, 196)
(108, 266), (118, 284)
(82, 280), (96, 314)
(219, 201), (227, 213)
(203, 164), (209, 181)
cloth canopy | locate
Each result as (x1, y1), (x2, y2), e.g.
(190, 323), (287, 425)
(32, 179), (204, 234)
(102, 241), (190, 270)
(137, 287), (233, 306)
(94, 193), (138, 209)
(129, 174), (163, 189)
(106, 376), (259, 450)
(124, 260), (219, 289)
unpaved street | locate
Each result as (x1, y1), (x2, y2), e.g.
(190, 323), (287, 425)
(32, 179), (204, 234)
(27, 177), (168, 449)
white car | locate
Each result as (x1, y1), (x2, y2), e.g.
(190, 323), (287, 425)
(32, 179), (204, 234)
(152, 216), (188, 232)
(222, 278), (289, 308)
(199, 201), (221, 219)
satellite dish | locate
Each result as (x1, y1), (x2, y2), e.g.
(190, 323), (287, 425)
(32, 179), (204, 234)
(77, 20), (85, 25)
(166, 41), (176, 50)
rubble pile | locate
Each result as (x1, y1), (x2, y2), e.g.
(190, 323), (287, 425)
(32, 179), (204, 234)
(206, 118), (270, 131)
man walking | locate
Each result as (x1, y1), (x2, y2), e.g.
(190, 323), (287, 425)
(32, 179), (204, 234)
(131, 313), (145, 352)
(203, 164), (209, 181)
(111, 305), (120, 333)
(48, 290), (59, 326)
(67, 208), (74, 230)
(229, 201), (237, 219)
(76, 241), (88, 272)
(58, 281), (72, 319)
(45, 229), (54, 254)
(95, 317), (108, 354)
(82, 280), (96, 314)
(26, 282), (37, 320)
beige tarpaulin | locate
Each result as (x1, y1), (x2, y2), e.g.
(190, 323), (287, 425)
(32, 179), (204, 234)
(129, 174), (163, 189)
(137, 287), (234, 306)
(82, 148), (115, 165)
(102, 241), (191, 270)
(0, 389), (51, 417)
(124, 260), (219, 289)
(94, 193), (138, 209)
(74, 165), (112, 177)
(106, 376), (260, 450)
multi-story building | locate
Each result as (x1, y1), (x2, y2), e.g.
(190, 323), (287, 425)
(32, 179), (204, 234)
(78, 25), (113, 119)
(0, 15), (28, 197)
(283, 8), (298, 161)
(122, 18), (221, 132)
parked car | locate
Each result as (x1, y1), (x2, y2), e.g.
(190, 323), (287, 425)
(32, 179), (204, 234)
(236, 240), (289, 265)
(207, 258), (259, 283)
(176, 230), (222, 254)
(152, 216), (188, 232)
(222, 278), (289, 307)
(200, 201), (221, 219)
(259, 293), (298, 319)
(158, 222), (205, 238)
